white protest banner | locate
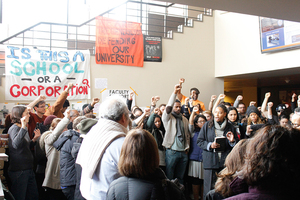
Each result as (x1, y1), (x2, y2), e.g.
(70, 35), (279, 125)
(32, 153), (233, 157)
(5, 46), (91, 101)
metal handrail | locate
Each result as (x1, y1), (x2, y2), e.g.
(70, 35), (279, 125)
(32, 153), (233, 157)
(0, 1), (128, 44)
(0, 0), (211, 51)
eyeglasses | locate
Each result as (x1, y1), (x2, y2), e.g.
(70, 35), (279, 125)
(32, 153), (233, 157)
(197, 120), (206, 124)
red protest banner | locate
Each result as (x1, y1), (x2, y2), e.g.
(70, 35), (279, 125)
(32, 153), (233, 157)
(95, 16), (144, 67)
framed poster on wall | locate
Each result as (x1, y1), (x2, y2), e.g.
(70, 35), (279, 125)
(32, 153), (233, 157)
(144, 36), (162, 62)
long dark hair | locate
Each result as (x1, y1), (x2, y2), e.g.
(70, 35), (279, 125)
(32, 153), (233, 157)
(208, 104), (228, 128)
(227, 106), (239, 123)
(152, 114), (165, 133)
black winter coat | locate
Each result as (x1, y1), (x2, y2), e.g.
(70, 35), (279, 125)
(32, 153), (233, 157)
(197, 120), (239, 169)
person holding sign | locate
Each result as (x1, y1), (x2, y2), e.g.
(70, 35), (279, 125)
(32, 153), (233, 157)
(197, 104), (238, 199)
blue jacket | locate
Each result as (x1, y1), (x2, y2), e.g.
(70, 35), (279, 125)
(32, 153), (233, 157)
(53, 129), (80, 187)
(189, 131), (203, 162)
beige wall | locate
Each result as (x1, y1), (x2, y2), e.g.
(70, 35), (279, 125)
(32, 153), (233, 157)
(224, 91), (240, 105)
(215, 11), (300, 77)
(89, 15), (223, 108)
(0, 15), (223, 109)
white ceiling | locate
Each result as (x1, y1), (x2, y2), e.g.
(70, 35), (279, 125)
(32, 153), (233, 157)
(156, 0), (300, 22)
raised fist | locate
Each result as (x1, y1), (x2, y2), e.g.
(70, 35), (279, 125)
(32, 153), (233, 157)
(193, 106), (199, 113)
(219, 94), (226, 99)
(237, 95), (243, 101)
(211, 95), (217, 101)
(265, 92), (271, 98)
(39, 95), (46, 101)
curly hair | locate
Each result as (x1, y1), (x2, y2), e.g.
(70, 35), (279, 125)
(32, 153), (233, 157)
(215, 139), (249, 197)
(241, 125), (300, 191)
(247, 112), (263, 125)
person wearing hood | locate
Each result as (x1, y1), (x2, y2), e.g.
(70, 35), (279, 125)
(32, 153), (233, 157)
(245, 103), (275, 137)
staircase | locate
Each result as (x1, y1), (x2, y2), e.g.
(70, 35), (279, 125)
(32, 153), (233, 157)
(0, 0), (213, 56)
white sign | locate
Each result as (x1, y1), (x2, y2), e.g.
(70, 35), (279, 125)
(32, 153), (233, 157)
(95, 78), (107, 89)
(102, 89), (135, 110)
(5, 46), (91, 101)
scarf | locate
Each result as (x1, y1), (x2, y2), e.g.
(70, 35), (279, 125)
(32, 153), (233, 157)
(76, 118), (127, 178)
(230, 121), (238, 128)
(171, 112), (185, 143)
(214, 118), (227, 137)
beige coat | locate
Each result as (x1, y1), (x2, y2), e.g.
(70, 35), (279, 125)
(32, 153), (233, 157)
(40, 117), (70, 189)
(162, 93), (190, 150)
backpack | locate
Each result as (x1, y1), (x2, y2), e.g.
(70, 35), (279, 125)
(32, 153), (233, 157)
(160, 178), (186, 200)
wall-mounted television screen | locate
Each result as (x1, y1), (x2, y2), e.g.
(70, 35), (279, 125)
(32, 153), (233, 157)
(260, 17), (300, 53)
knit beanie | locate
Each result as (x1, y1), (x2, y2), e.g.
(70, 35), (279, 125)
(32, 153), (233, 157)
(44, 115), (57, 126)
(76, 118), (98, 135)
(246, 105), (260, 116)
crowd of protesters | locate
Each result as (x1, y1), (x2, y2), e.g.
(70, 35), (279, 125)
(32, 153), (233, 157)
(1, 78), (300, 200)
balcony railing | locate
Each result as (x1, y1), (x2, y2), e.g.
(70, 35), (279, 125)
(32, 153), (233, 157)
(0, 0), (212, 55)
